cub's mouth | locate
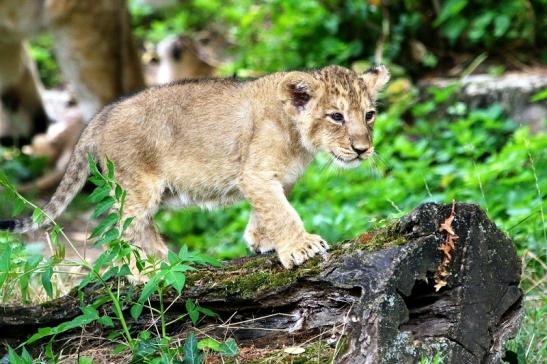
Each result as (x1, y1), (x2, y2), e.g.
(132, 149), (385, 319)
(330, 151), (362, 168)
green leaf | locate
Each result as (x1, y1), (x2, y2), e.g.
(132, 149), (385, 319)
(88, 176), (106, 187)
(50, 224), (61, 246)
(78, 273), (93, 290)
(8, 346), (33, 364)
(0, 245), (12, 288)
(27, 306), (99, 344)
(92, 196), (116, 219)
(45, 341), (57, 361)
(197, 337), (238, 356)
(435, 0), (468, 25)
(101, 266), (119, 281)
(218, 338), (239, 356)
(178, 245), (189, 259)
(87, 184), (111, 204)
(91, 249), (115, 273)
(530, 89), (547, 103)
(7, 347), (20, 364)
(131, 303), (144, 320)
(179, 248), (221, 267)
(117, 264), (131, 277)
(172, 264), (196, 273)
(166, 271), (185, 294)
(12, 198), (25, 217)
(186, 299), (199, 325)
(167, 250), (179, 265)
(31, 208), (45, 225)
(87, 153), (100, 176)
(78, 357), (94, 364)
(26, 327), (53, 344)
(95, 227), (120, 246)
(41, 266), (54, 298)
(20, 273), (30, 304)
(21, 347), (34, 363)
(112, 343), (127, 354)
(469, 12), (494, 42)
(0, 172), (14, 188)
(122, 216), (134, 233)
(106, 159), (115, 179)
(493, 15), (510, 38)
(137, 272), (165, 304)
(197, 338), (221, 351)
(184, 333), (203, 364)
(197, 306), (217, 318)
(440, 17), (467, 44)
(90, 213), (119, 239)
(97, 315), (114, 327)
(115, 185), (124, 200)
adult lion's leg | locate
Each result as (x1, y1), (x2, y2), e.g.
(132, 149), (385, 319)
(0, 40), (49, 145)
(47, 0), (144, 121)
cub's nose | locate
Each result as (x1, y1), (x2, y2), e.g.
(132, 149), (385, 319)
(351, 143), (370, 155)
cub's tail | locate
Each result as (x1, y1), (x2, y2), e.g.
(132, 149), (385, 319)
(0, 140), (92, 234)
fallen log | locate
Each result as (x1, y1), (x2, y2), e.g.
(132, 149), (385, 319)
(0, 203), (523, 363)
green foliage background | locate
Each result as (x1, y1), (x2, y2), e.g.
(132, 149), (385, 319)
(129, 0), (546, 76)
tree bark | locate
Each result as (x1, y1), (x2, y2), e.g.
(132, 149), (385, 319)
(0, 203), (523, 363)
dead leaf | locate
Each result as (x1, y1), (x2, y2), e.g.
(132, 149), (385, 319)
(438, 244), (452, 260)
(439, 215), (456, 235)
(357, 232), (374, 244)
(434, 201), (457, 291)
(434, 280), (447, 291)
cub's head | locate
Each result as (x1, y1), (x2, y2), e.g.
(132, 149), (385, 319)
(278, 65), (390, 168)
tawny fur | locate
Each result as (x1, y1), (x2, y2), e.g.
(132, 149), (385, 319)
(1, 65), (390, 269)
(0, 0), (144, 138)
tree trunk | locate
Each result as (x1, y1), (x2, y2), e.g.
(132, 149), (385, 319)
(0, 203), (523, 363)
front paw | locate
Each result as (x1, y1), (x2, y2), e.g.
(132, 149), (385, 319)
(277, 233), (329, 269)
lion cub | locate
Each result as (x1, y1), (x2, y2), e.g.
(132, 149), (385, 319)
(0, 65), (389, 269)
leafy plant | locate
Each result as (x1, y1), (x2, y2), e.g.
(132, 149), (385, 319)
(129, 0), (545, 76)
(418, 352), (444, 364)
(0, 156), (237, 362)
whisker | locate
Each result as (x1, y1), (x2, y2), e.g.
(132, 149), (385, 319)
(371, 151), (388, 169)
(367, 156), (382, 177)
(316, 155), (335, 177)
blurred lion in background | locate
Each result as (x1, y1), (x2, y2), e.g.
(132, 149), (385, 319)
(0, 0), (228, 192)
(0, 0), (144, 145)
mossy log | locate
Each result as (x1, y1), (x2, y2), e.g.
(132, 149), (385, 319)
(0, 203), (523, 363)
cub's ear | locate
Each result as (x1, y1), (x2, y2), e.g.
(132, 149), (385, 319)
(278, 72), (320, 112)
(360, 64), (390, 94)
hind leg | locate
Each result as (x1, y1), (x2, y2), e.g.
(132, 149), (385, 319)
(114, 171), (168, 258)
(125, 220), (168, 258)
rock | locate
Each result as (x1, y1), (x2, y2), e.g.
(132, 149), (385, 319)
(420, 71), (547, 133)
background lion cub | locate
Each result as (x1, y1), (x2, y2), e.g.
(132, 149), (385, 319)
(0, 65), (389, 269)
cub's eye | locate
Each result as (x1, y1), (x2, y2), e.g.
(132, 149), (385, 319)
(328, 112), (345, 123)
(365, 111), (376, 122)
